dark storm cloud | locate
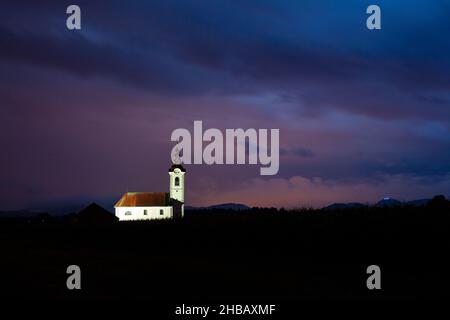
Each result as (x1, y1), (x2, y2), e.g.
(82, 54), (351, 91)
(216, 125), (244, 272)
(2, 0), (449, 117)
(0, 24), (216, 95)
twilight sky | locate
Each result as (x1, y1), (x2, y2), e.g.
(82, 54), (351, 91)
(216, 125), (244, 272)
(1, 0), (450, 210)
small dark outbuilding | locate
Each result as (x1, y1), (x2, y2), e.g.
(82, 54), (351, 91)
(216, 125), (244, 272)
(74, 203), (118, 224)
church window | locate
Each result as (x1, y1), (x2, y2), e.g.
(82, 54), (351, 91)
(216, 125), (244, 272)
(144, 210), (147, 215)
(125, 211), (132, 216)
(175, 177), (180, 186)
(160, 209), (164, 215)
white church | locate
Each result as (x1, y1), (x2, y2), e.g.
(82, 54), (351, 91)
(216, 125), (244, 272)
(114, 163), (186, 221)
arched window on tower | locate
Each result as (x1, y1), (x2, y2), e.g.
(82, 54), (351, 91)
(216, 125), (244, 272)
(175, 177), (180, 186)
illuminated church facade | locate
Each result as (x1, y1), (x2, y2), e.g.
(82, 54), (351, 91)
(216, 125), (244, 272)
(114, 164), (186, 221)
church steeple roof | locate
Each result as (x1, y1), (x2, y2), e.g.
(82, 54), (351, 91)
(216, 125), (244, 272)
(169, 164), (186, 172)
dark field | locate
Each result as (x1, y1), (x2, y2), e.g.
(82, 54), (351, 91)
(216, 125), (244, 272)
(0, 200), (449, 303)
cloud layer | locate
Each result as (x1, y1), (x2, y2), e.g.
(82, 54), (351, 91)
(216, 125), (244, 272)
(0, 1), (449, 209)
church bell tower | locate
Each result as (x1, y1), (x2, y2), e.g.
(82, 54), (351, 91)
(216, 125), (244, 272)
(169, 146), (186, 217)
(169, 164), (185, 203)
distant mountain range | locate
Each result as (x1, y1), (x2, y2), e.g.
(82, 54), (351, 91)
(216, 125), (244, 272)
(374, 197), (403, 207)
(0, 202), (251, 218)
(185, 203), (251, 211)
(0, 197), (437, 218)
(0, 210), (45, 218)
(403, 199), (431, 207)
(324, 197), (432, 210)
(323, 202), (367, 210)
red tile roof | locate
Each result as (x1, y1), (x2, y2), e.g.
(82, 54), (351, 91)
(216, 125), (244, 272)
(114, 192), (169, 207)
